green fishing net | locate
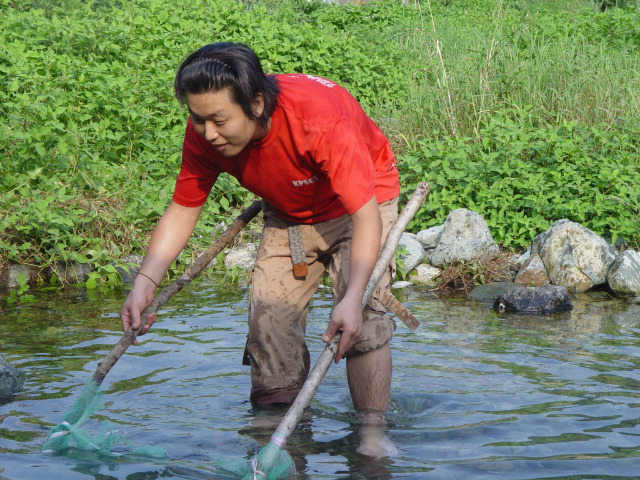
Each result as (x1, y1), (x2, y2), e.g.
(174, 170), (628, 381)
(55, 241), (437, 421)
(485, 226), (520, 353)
(41, 380), (167, 459)
(43, 381), (293, 479)
(215, 434), (295, 480)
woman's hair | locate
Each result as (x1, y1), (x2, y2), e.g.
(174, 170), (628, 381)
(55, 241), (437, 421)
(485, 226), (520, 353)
(174, 42), (278, 129)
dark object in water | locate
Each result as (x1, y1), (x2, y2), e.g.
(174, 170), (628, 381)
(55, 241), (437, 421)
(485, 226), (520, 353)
(493, 285), (573, 314)
(0, 356), (24, 398)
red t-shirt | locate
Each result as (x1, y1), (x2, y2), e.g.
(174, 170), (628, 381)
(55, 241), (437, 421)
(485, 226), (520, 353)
(172, 74), (400, 224)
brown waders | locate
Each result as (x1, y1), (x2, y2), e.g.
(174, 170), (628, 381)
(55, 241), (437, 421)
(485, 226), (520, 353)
(243, 198), (398, 406)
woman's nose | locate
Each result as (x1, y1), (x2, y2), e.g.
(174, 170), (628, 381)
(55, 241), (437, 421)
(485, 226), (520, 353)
(204, 121), (219, 142)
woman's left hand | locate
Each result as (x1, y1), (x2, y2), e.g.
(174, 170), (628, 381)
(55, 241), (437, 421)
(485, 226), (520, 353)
(322, 296), (363, 362)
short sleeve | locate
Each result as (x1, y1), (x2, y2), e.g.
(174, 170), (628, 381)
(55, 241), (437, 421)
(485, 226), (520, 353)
(314, 116), (376, 215)
(172, 118), (222, 207)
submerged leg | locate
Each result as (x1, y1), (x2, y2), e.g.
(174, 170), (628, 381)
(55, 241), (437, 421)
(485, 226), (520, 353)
(347, 344), (398, 459)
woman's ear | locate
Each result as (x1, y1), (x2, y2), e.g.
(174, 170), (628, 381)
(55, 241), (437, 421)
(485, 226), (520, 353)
(252, 93), (265, 118)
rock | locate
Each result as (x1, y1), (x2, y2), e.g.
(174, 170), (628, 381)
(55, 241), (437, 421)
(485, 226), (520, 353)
(397, 233), (426, 273)
(7, 264), (37, 288)
(514, 254), (550, 287)
(412, 264), (441, 285)
(50, 262), (94, 284)
(391, 281), (413, 289)
(429, 209), (499, 267)
(607, 250), (640, 296)
(224, 243), (257, 271)
(493, 285), (573, 314)
(469, 281), (519, 304)
(0, 264), (37, 289)
(415, 225), (443, 249)
(116, 254), (144, 284)
(0, 357), (24, 397)
(531, 220), (616, 293)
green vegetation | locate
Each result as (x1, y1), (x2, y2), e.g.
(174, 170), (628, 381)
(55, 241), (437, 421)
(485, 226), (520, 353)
(1, 0), (639, 287)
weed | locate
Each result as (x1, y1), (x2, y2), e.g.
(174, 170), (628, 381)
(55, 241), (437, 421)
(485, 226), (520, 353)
(1, 0), (639, 287)
(6, 272), (35, 304)
(394, 247), (410, 281)
(435, 250), (520, 294)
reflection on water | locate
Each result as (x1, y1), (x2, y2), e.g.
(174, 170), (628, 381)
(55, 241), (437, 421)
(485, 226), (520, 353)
(1, 276), (640, 479)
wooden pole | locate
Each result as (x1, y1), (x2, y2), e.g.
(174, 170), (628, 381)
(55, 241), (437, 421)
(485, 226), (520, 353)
(272, 182), (430, 445)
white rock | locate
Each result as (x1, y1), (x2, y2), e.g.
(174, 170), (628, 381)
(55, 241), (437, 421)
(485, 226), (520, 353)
(397, 233), (426, 273)
(415, 225), (444, 249)
(412, 264), (441, 284)
(531, 220), (616, 293)
(224, 243), (258, 271)
(516, 250), (531, 264)
(607, 250), (640, 296)
(429, 209), (499, 267)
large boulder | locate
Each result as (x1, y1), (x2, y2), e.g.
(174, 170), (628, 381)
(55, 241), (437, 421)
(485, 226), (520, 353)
(531, 220), (616, 293)
(0, 357), (24, 397)
(493, 285), (573, 314)
(607, 250), (640, 296)
(429, 209), (499, 267)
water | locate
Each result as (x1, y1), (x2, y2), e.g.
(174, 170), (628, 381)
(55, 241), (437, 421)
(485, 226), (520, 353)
(2, 276), (640, 479)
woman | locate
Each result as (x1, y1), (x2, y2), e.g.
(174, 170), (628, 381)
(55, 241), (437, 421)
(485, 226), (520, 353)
(120, 42), (400, 455)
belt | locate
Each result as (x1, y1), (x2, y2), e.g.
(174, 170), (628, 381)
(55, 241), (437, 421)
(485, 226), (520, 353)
(287, 223), (419, 330)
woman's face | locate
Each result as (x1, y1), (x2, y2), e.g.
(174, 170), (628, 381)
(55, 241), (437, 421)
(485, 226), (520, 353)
(186, 88), (265, 157)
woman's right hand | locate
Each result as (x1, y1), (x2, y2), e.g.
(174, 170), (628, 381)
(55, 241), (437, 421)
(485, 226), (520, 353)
(118, 201), (203, 346)
(120, 276), (158, 346)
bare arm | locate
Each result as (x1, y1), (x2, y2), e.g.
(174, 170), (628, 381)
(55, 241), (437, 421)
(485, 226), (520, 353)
(120, 201), (204, 344)
(322, 195), (382, 361)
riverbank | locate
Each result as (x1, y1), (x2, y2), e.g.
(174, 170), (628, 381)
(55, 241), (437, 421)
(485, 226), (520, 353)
(5, 206), (638, 317)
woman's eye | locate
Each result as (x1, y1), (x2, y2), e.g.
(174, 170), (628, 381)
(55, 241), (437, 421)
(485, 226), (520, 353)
(214, 121), (225, 127)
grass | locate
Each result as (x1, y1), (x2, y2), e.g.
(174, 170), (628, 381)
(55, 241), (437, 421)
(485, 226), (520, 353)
(384, 0), (640, 141)
(1, 0), (639, 287)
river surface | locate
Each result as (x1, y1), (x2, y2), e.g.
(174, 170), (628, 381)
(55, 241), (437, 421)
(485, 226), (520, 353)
(2, 276), (640, 479)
